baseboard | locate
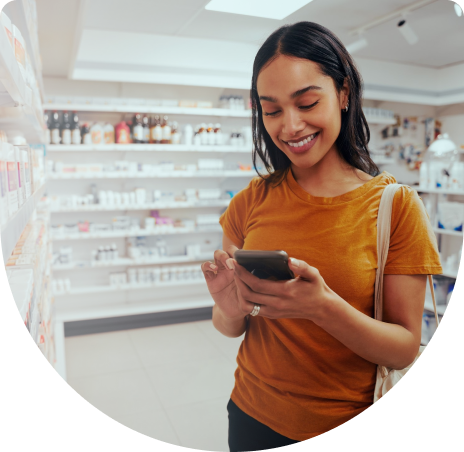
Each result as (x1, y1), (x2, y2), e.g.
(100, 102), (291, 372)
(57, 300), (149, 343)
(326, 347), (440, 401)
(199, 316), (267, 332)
(64, 307), (213, 337)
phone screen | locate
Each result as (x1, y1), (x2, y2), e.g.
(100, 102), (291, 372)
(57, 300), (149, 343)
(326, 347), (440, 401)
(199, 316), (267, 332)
(234, 250), (295, 280)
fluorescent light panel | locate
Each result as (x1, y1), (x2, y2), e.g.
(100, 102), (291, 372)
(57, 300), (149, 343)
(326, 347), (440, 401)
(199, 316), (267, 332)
(204, 0), (314, 20)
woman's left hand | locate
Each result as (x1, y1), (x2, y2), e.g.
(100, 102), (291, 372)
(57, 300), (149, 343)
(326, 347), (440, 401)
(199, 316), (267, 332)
(229, 257), (335, 322)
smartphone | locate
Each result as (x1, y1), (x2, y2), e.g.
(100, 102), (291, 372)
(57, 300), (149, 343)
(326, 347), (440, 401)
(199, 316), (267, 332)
(233, 250), (295, 281)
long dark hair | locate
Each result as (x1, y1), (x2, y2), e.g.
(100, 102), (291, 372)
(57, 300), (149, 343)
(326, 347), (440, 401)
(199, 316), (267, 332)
(251, 21), (380, 184)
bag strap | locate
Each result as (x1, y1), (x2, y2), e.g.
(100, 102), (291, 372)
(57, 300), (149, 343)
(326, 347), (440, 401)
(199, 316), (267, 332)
(375, 184), (439, 326)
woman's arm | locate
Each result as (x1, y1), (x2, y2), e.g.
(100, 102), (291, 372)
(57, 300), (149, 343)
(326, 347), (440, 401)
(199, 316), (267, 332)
(316, 274), (426, 369)
(231, 258), (427, 370)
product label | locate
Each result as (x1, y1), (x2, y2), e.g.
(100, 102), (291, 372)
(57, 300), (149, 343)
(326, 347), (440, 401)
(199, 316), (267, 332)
(51, 129), (61, 144)
(143, 128), (150, 143)
(91, 130), (102, 144)
(61, 129), (71, 145)
(5, 27), (13, 47)
(152, 126), (162, 142)
(117, 129), (129, 144)
(162, 126), (171, 141)
(71, 129), (81, 145)
(14, 37), (25, 68)
(104, 130), (115, 144)
(133, 125), (144, 141)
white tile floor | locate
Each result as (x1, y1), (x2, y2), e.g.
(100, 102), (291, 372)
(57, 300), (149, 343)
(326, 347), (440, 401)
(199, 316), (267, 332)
(65, 320), (244, 451)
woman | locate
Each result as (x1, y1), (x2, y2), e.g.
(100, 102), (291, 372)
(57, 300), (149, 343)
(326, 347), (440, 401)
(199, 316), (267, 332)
(201, 22), (442, 451)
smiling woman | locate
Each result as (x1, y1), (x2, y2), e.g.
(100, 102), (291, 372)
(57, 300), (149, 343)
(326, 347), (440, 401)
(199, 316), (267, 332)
(200, 21), (443, 451)
(251, 22), (378, 188)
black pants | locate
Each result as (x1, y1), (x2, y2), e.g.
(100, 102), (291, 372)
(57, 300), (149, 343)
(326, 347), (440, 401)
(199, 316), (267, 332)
(227, 399), (300, 452)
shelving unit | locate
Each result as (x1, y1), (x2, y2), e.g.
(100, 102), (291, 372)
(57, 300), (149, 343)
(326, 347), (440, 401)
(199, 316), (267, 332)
(49, 199), (231, 213)
(51, 226), (223, 241)
(1, 184), (46, 262)
(47, 144), (250, 153)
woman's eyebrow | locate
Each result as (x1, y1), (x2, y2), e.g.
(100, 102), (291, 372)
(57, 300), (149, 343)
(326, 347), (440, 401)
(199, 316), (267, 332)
(259, 85), (323, 103)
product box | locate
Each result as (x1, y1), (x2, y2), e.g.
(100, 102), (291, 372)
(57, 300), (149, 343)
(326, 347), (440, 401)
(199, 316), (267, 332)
(12, 25), (26, 81)
(1, 11), (13, 48)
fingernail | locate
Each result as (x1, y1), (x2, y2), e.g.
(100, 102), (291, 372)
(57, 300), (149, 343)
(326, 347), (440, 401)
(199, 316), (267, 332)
(210, 264), (218, 270)
(226, 258), (235, 270)
(290, 258), (299, 267)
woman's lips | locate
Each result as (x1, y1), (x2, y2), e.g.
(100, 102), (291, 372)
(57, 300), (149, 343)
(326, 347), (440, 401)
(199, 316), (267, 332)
(284, 132), (319, 154)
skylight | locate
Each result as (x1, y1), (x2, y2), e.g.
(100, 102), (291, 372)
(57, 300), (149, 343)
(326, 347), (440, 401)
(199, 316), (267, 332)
(204, 0), (314, 20)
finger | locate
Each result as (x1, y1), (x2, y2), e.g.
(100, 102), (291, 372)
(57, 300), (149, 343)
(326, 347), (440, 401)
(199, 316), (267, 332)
(234, 274), (275, 306)
(236, 286), (256, 315)
(288, 258), (321, 282)
(201, 261), (218, 278)
(213, 249), (235, 270)
(233, 263), (283, 296)
(226, 244), (239, 258)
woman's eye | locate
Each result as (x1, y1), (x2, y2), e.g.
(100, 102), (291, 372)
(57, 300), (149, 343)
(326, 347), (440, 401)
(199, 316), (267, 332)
(299, 101), (319, 110)
(264, 110), (280, 117)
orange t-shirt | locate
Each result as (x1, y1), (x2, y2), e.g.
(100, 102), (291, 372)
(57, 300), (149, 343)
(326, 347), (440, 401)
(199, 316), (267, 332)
(219, 169), (442, 441)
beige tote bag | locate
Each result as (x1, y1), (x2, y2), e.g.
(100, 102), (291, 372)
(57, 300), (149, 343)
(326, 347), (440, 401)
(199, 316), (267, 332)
(373, 183), (439, 403)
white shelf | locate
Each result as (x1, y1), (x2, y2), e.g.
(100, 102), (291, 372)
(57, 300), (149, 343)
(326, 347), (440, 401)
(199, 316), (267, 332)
(50, 199), (231, 213)
(53, 253), (213, 271)
(47, 170), (255, 180)
(0, 24), (44, 142)
(416, 187), (464, 196)
(46, 144), (251, 153)
(1, 184), (46, 262)
(51, 225), (223, 241)
(44, 103), (252, 118)
(433, 228), (463, 238)
(55, 296), (214, 323)
(54, 278), (207, 297)
(364, 115), (396, 125)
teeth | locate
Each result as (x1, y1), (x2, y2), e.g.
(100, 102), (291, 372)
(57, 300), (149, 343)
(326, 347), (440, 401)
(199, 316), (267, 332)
(287, 133), (318, 147)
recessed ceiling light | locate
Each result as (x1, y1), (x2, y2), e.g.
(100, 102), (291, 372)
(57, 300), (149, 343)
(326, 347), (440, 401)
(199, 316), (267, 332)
(204, 0), (314, 20)
(455, 3), (463, 17)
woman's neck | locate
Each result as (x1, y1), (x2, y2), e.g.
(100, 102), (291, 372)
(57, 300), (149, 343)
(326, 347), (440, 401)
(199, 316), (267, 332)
(290, 146), (373, 198)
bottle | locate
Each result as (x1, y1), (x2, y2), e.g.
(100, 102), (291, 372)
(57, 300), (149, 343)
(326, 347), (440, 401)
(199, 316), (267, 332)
(142, 116), (150, 144)
(50, 111), (61, 145)
(71, 112), (81, 145)
(43, 111), (51, 145)
(150, 115), (162, 144)
(214, 123), (222, 146)
(193, 125), (202, 146)
(206, 123), (215, 145)
(171, 121), (180, 145)
(103, 123), (115, 144)
(132, 113), (144, 144)
(81, 123), (91, 145)
(90, 123), (103, 144)
(61, 111), (71, 145)
(115, 121), (131, 144)
(161, 115), (171, 144)
(183, 124), (193, 146)
(199, 123), (208, 145)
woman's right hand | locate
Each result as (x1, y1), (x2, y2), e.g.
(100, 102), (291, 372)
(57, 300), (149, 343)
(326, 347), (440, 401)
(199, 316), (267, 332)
(201, 246), (246, 321)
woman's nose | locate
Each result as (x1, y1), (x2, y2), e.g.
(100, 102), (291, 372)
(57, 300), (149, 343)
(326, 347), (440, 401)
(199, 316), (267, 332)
(281, 110), (305, 137)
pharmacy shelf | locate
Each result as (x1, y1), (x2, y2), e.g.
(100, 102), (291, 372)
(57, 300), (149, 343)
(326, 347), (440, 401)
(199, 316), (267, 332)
(1, 184), (46, 262)
(53, 253), (213, 271)
(53, 278), (207, 297)
(441, 271), (458, 279)
(0, 24), (44, 142)
(55, 296), (214, 323)
(364, 115), (396, 125)
(47, 170), (255, 180)
(416, 187), (464, 196)
(51, 225), (223, 241)
(5, 0), (44, 98)
(433, 227), (463, 238)
(44, 103), (252, 118)
(46, 144), (251, 153)
(49, 199), (231, 213)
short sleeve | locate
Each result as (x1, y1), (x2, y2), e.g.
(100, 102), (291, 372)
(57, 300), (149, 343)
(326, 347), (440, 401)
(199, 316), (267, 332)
(219, 178), (260, 248)
(384, 186), (443, 275)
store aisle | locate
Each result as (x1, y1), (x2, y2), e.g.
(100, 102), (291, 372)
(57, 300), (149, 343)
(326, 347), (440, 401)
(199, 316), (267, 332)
(65, 320), (244, 451)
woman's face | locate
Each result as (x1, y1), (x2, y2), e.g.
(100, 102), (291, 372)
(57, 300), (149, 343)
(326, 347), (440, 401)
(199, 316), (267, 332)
(256, 55), (348, 169)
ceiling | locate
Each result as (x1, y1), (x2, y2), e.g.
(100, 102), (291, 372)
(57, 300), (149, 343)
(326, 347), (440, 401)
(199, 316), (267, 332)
(35, 0), (464, 81)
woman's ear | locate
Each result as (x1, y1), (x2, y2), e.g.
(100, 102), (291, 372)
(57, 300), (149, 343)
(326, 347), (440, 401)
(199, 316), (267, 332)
(340, 79), (350, 109)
